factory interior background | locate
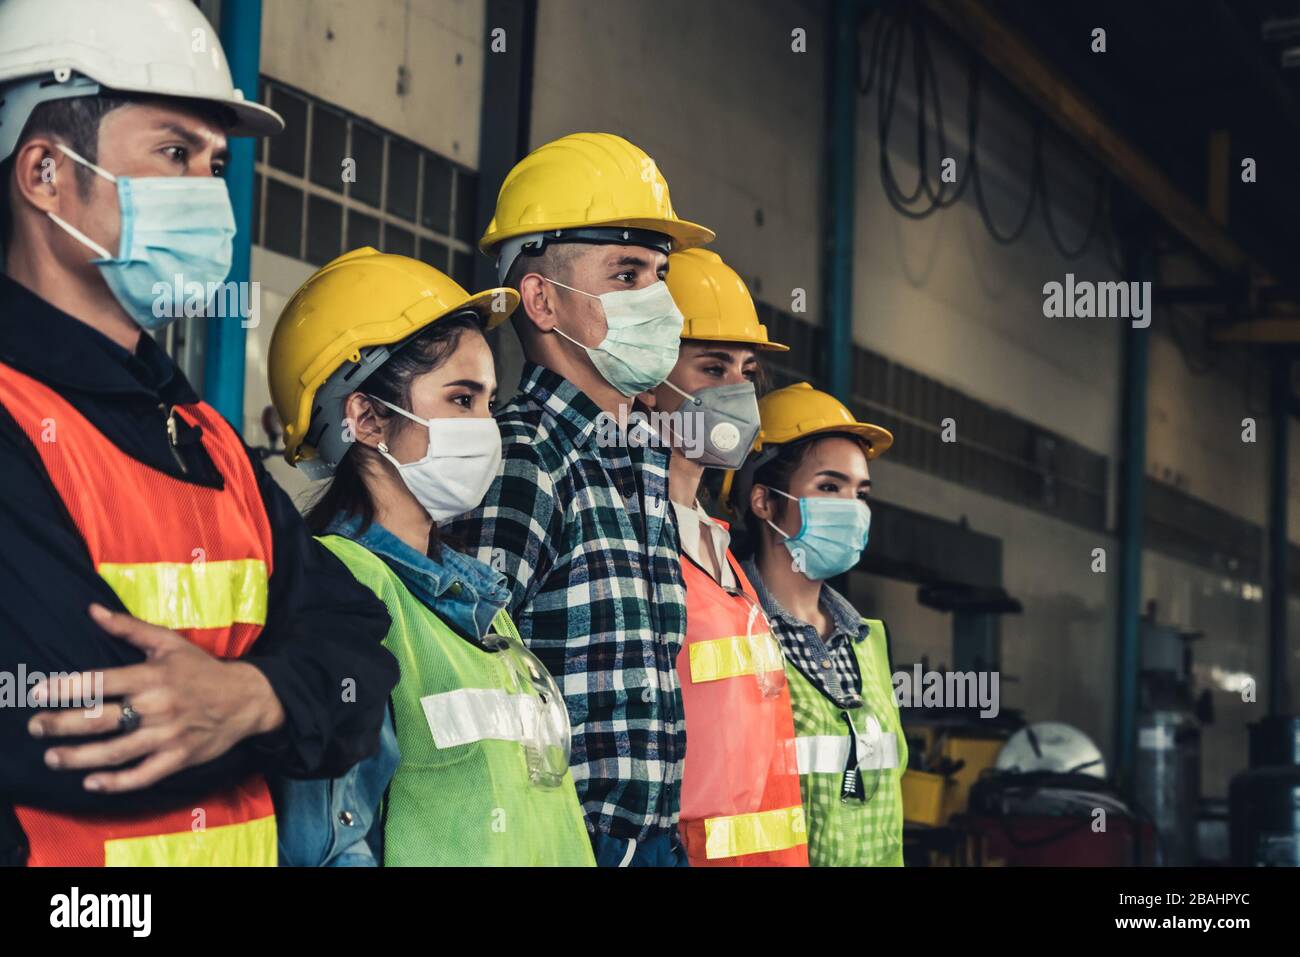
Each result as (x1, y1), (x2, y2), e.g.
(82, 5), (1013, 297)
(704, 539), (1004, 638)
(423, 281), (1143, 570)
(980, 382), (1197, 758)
(171, 0), (1300, 866)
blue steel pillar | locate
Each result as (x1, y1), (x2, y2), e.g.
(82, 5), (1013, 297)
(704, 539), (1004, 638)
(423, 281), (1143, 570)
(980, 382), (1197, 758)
(205, 0), (263, 428)
(824, 0), (865, 402)
(1114, 247), (1152, 793)
(1269, 357), (1291, 716)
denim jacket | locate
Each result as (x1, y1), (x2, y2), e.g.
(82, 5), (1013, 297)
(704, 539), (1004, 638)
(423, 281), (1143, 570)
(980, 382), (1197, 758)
(272, 512), (512, 866)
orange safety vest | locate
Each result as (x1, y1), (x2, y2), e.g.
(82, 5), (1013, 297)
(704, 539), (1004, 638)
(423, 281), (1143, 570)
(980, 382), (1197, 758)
(676, 543), (809, 866)
(0, 362), (277, 866)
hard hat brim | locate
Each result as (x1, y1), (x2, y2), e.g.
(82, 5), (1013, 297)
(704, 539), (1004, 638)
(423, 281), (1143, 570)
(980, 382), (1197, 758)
(131, 85), (285, 137)
(481, 216), (716, 255)
(82, 74), (286, 137)
(682, 332), (790, 353)
(220, 96), (285, 137)
(760, 422), (895, 460)
(458, 287), (519, 331)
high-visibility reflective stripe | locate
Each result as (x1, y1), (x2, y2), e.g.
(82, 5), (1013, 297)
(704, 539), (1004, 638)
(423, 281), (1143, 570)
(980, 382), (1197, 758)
(796, 730), (900, 774)
(421, 687), (547, 748)
(704, 805), (808, 859)
(103, 814), (276, 867)
(797, 735), (851, 774)
(97, 559), (269, 630)
(688, 631), (783, 683)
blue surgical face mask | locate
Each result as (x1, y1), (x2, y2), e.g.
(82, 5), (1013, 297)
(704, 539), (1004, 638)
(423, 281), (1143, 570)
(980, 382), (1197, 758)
(46, 143), (236, 332)
(764, 486), (871, 580)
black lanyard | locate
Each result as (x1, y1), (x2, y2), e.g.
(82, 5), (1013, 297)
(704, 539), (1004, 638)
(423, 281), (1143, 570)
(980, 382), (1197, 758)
(840, 710), (867, 802)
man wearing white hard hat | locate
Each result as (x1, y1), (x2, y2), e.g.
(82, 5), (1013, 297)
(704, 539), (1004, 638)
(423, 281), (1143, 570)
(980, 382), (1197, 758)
(0, 0), (397, 866)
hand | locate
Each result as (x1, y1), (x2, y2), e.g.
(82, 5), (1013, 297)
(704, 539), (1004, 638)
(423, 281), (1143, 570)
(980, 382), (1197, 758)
(26, 603), (286, 793)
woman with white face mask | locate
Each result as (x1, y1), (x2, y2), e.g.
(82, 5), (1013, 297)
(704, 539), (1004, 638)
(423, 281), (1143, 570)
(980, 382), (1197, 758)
(724, 382), (907, 867)
(266, 248), (594, 866)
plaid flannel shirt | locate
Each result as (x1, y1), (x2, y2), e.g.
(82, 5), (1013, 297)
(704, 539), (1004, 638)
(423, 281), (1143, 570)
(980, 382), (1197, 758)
(741, 558), (868, 709)
(445, 363), (687, 842)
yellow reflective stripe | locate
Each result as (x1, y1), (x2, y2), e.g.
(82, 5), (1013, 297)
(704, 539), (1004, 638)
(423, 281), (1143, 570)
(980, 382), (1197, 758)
(703, 805), (808, 859)
(689, 631), (782, 683)
(103, 814), (276, 867)
(97, 559), (268, 630)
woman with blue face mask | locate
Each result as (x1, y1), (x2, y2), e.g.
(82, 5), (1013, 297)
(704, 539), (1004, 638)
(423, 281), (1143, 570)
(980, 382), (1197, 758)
(266, 249), (594, 867)
(724, 382), (907, 866)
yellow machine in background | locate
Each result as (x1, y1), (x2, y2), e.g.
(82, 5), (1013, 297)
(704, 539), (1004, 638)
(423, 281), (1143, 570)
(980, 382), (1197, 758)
(902, 723), (1007, 827)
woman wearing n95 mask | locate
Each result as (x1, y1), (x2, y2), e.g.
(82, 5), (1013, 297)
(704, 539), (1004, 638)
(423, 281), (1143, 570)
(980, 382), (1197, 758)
(642, 249), (808, 866)
(723, 382), (907, 867)
(267, 248), (593, 867)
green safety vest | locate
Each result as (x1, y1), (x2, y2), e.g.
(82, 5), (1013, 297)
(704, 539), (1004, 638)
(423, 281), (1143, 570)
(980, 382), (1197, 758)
(786, 617), (907, 866)
(319, 534), (595, 867)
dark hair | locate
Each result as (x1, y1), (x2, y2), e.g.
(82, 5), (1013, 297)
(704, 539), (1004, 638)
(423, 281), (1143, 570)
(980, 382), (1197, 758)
(0, 92), (231, 250)
(303, 312), (485, 556)
(503, 241), (584, 293)
(732, 432), (872, 560)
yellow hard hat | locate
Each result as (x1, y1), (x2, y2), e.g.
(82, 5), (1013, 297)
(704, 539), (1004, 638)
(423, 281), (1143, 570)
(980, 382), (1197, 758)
(481, 132), (715, 279)
(666, 249), (788, 352)
(720, 382), (893, 517)
(755, 382), (893, 457)
(268, 247), (519, 474)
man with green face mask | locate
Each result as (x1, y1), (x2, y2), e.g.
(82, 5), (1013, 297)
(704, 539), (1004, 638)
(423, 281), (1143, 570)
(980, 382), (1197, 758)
(446, 132), (715, 866)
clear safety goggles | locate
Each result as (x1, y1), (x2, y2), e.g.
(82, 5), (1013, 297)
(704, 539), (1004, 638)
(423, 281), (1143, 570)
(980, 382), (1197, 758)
(481, 630), (572, 789)
(724, 586), (787, 698)
(841, 711), (900, 851)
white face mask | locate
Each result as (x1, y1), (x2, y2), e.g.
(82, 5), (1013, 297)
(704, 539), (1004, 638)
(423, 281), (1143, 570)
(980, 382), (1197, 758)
(543, 277), (684, 396)
(367, 395), (503, 523)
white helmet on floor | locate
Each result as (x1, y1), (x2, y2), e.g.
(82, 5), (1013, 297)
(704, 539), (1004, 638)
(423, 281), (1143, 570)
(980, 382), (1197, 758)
(0, 0), (283, 162)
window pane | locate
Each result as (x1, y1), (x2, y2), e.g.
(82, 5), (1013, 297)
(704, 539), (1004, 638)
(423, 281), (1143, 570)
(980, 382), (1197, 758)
(421, 152), (452, 233)
(454, 171), (477, 242)
(452, 250), (474, 289)
(384, 225), (415, 257)
(347, 210), (380, 251)
(419, 237), (449, 271)
(350, 123), (383, 208)
(268, 87), (306, 177)
(310, 105), (347, 192)
(306, 196), (343, 266)
(264, 179), (303, 258)
(386, 139), (418, 221)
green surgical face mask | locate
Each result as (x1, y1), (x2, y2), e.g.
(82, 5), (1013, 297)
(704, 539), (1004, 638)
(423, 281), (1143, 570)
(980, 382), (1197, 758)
(543, 277), (684, 396)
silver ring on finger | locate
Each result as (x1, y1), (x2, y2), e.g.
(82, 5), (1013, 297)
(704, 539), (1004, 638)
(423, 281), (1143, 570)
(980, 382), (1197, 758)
(118, 702), (141, 734)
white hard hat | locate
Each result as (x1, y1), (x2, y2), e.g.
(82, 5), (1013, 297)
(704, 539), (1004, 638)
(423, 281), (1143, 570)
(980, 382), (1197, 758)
(0, 0), (284, 162)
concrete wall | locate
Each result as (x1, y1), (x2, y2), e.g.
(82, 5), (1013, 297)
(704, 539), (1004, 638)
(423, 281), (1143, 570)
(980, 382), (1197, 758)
(261, 0), (485, 166)
(529, 0), (826, 320)
(853, 36), (1125, 456)
(1146, 322), (1271, 527)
